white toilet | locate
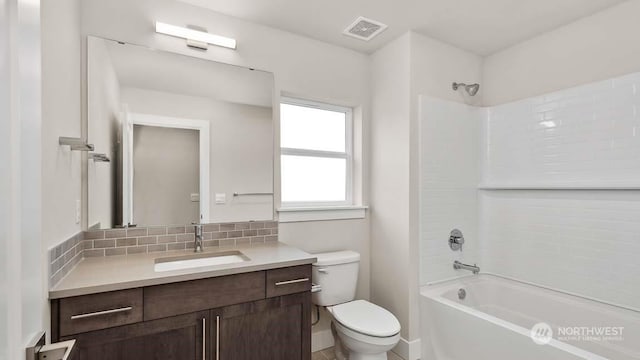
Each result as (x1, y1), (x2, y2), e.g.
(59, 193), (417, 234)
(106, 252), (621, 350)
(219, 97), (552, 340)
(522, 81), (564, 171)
(312, 251), (401, 360)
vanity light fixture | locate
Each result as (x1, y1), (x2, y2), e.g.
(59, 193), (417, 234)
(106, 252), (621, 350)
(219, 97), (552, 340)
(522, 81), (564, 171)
(155, 21), (237, 50)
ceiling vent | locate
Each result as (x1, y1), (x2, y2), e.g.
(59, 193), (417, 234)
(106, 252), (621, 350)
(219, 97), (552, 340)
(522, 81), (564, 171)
(343, 16), (388, 41)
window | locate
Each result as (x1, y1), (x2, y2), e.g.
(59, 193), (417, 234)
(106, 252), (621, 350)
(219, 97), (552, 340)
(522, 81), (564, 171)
(280, 97), (353, 207)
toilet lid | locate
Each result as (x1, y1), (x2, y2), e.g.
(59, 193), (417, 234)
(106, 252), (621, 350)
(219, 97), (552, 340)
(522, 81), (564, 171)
(330, 300), (401, 337)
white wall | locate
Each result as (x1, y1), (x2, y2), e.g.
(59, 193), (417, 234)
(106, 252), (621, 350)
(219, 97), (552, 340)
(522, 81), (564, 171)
(41, 0), (82, 247)
(87, 37), (121, 228)
(410, 32), (484, 106)
(1, 0), (44, 358)
(370, 32), (412, 342)
(0, 2), (9, 355)
(122, 88), (274, 223)
(483, 0), (640, 106)
(370, 31), (482, 358)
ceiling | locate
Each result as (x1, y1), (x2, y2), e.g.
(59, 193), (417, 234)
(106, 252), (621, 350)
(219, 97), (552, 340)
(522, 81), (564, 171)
(178, 0), (627, 55)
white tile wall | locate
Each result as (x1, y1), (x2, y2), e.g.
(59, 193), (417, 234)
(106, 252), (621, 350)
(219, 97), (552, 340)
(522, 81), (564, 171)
(482, 72), (640, 186)
(479, 190), (640, 309)
(419, 96), (483, 285)
(420, 72), (640, 309)
(478, 71), (640, 310)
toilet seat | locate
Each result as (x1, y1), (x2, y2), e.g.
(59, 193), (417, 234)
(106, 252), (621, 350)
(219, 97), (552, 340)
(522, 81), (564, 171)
(328, 300), (401, 338)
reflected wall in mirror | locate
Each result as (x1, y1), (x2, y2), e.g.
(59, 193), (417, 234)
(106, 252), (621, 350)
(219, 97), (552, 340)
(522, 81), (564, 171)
(87, 36), (274, 229)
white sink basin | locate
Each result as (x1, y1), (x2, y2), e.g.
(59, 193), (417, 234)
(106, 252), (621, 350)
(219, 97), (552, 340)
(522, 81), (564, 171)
(154, 251), (249, 272)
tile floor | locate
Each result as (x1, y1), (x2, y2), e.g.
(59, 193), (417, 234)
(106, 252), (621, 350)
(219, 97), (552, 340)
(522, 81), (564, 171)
(312, 347), (403, 360)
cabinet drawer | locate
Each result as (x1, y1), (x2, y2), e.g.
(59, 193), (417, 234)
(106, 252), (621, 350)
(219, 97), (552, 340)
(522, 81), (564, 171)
(144, 271), (265, 321)
(59, 288), (143, 336)
(266, 265), (312, 298)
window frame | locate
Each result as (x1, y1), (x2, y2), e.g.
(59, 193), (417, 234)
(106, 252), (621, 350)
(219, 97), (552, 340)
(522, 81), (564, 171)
(280, 96), (354, 208)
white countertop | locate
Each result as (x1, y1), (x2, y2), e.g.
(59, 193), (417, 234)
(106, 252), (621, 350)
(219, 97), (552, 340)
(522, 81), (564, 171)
(50, 242), (316, 299)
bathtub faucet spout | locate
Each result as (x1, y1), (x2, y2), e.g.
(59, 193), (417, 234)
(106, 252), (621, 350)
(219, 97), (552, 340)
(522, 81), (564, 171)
(453, 260), (480, 274)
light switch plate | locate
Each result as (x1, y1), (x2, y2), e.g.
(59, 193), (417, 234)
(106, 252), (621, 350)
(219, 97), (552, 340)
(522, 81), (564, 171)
(190, 193), (200, 202)
(215, 193), (226, 204)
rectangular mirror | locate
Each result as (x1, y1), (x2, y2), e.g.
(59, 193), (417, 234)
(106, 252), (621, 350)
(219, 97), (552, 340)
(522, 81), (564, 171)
(87, 36), (274, 229)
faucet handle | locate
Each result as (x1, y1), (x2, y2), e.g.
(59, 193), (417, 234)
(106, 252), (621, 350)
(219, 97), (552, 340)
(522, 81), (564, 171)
(449, 229), (464, 251)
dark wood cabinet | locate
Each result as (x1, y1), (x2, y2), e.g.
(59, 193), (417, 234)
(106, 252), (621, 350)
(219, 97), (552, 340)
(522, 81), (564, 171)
(52, 266), (312, 360)
(216, 292), (311, 360)
(63, 311), (208, 360)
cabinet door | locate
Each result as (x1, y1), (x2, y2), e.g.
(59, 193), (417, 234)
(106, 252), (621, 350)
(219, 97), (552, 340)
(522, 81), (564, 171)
(63, 311), (209, 360)
(213, 292), (311, 360)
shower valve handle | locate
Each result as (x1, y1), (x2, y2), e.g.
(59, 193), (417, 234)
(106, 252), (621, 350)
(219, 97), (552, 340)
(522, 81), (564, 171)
(449, 229), (464, 251)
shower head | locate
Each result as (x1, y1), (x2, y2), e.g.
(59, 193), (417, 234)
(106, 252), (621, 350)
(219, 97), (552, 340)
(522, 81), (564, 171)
(452, 82), (480, 96)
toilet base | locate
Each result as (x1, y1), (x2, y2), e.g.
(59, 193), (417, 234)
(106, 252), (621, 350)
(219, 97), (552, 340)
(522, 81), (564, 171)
(331, 321), (394, 360)
(331, 322), (349, 360)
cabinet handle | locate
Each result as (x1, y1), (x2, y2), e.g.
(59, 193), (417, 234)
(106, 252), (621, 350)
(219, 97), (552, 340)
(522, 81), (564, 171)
(275, 278), (309, 286)
(70, 306), (133, 320)
(215, 315), (220, 360)
(202, 317), (206, 360)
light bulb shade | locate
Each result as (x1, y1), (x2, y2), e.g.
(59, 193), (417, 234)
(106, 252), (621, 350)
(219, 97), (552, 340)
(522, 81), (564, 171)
(155, 22), (237, 50)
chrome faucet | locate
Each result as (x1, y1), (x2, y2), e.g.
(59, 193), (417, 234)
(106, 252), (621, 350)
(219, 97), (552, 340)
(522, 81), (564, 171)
(453, 260), (479, 274)
(193, 224), (203, 253)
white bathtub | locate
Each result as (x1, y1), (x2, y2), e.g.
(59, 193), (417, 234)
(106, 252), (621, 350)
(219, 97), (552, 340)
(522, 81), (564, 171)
(420, 275), (640, 360)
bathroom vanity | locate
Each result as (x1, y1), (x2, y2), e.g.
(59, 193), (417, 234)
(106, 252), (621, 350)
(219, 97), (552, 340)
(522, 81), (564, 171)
(49, 243), (315, 360)
(48, 32), (306, 359)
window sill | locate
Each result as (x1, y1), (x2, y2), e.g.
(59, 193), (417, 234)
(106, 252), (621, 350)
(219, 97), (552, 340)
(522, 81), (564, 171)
(277, 206), (368, 223)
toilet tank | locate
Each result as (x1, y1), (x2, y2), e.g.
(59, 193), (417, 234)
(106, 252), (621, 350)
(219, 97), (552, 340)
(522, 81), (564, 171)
(311, 250), (360, 306)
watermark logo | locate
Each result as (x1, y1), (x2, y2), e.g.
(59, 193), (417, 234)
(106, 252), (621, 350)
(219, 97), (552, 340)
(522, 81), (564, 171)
(530, 323), (625, 345)
(530, 322), (553, 345)
(557, 326), (624, 343)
